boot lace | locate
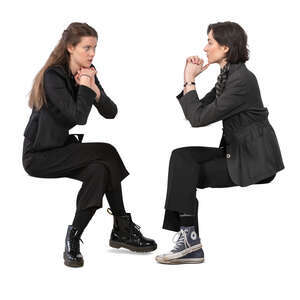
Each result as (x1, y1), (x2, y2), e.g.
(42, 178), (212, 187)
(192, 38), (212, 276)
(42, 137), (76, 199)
(130, 222), (141, 235)
(70, 230), (84, 254)
(171, 229), (190, 252)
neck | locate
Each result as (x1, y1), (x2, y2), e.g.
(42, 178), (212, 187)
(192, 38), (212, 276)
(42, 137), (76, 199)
(219, 58), (227, 69)
(69, 59), (80, 76)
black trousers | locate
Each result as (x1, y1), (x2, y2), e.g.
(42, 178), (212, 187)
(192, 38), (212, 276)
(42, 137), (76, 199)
(162, 146), (276, 233)
(22, 137), (129, 211)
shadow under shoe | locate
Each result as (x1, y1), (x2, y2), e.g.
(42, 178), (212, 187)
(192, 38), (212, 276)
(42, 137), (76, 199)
(63, 225), (84, 267)
(107, 208), (157, 252)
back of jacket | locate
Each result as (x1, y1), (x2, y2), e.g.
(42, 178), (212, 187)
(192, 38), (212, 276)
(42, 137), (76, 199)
(177, 62), (285, 186)
(23, 63), (117, 151)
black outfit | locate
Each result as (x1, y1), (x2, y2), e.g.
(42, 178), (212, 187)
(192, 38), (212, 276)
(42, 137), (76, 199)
(22, 63), (129, 221)
(163, 62), (285, 233)
(22, 63), (157, 267)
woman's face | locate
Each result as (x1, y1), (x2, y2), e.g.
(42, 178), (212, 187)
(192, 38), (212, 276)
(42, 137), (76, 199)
(204, 30), (229, 65)
(67, 36), (97, 68)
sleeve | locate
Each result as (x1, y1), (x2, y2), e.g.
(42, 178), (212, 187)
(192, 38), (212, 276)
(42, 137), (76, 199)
(93, 74), (118, 119)
(177, 76), (248, 127)
(177, 86), (216, 107)
(44, 68), (97, 125)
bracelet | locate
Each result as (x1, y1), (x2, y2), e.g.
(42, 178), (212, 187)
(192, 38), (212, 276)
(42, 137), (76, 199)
(79, 74), (91, 79)
(184, 81), (195, 87)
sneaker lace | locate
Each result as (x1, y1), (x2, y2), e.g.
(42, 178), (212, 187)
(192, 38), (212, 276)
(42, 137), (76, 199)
(171, 229), (190, 252)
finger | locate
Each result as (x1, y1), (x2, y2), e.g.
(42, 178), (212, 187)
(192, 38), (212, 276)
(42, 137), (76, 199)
(202, 63), (210, 71)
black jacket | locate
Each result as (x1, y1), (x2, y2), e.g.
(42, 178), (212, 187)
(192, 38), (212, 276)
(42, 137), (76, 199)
(177, 62), (285, 187)
(23, 63), (117, 151)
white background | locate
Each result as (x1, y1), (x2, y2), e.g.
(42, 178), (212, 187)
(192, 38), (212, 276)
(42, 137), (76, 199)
(1, 0), (299, 299)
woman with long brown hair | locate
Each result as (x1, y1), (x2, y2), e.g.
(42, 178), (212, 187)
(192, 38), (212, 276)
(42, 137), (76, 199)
(22, 22), (157, 268)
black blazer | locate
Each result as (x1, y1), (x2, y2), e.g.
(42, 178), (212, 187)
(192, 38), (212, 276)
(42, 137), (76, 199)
(177, 62), (285, 187)
(23, 63), (117, 151)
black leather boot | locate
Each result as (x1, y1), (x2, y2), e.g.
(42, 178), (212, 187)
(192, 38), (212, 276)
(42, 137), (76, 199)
(108, 208), (157, 252)
(63, 225), (84, 267)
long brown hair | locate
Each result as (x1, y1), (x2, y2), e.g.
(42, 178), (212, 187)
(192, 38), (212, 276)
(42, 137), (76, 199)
(28, 22), (98, 110)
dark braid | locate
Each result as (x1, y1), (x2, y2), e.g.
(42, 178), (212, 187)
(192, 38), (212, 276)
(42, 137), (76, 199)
(215, 62), (230, 98)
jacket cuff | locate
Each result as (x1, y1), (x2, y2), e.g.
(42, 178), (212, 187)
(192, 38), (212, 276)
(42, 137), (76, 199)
(94, 93), (105, 107)
(177, 89), (198, 106)
(176, 90), (184, 100)
(78, 85), (97, 104)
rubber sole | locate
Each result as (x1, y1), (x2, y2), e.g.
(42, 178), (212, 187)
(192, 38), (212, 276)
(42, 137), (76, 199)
(109, 240), (157, 252)
(63, 252), (84, 268)
(155, 243), (203, 263)
(157, 257), (205, 264)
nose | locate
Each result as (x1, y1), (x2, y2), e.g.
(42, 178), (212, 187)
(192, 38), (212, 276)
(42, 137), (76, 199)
(90, 49), (96, 57)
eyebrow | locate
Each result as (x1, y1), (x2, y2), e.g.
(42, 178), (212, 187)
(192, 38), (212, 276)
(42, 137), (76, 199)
(84, 45), (97, 47)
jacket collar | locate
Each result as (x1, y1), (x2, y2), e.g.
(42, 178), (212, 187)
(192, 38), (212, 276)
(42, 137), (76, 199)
(48, 64), (75, 95)
(58, 62), (96, 79)
(49, 63), (96, 95)
(227, 62), (245, 76)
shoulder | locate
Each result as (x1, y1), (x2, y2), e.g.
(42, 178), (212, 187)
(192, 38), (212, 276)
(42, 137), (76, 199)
(43, 64), (68, 86)
(227, 63), (259, 87)
(44, 64), (68, 79)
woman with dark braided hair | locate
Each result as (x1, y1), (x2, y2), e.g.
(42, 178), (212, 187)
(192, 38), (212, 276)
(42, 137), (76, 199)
(22, 22), (157, 268)
(155, 21), (284, 264)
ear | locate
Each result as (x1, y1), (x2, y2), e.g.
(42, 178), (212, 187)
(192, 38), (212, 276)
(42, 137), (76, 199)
(223, 45), (230, 54)
(66, 43), (74, 55)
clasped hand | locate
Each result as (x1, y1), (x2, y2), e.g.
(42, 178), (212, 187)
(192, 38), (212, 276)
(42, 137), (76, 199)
(184, 56), (210, 82)
(74, 66), (101, 100)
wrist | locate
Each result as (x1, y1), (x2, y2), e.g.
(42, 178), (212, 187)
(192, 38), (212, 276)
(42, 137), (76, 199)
(184, 81), (195, 87)
(184, 75), (195, 82)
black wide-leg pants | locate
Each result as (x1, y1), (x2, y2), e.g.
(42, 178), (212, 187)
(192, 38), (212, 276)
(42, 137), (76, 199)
(162, 146), (276, 233)
(22, 137), (129, 211)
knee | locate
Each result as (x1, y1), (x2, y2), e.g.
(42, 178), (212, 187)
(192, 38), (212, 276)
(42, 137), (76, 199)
(170, 147), (191, 161)
(23, 159), (38, 177)
(98, 142), (119, 155)
(24, 165), (35, 177)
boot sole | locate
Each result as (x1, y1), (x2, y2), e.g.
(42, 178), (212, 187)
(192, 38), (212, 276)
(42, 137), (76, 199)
(63, 252), (84, 267)
(109, 240), (157, 252)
